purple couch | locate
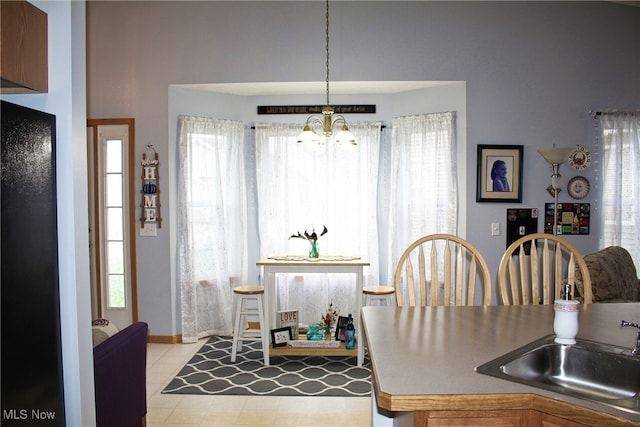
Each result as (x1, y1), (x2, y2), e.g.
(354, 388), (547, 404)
(93, 322), (148, 427)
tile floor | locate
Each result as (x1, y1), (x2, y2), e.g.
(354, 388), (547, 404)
(145, 339), (373, 426)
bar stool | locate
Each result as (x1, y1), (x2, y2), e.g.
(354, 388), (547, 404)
(231, 285), (268, 363)
(363, 285), (395, 306)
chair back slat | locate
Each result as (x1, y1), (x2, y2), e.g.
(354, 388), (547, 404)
(429, 245), (438, 305)
(542, 240), (552, 304)
(566, 252), (576, 299)
(466, 256), (477, 305)
(553, 243), (562, 300)
(508, 258), (520, 304)
(528, 243), (538, 304)
(418, 246), (426, 306)
(406, 256), (415, 307)
(443, 241), (452, 306)
(498, 233), (592, 305)
(394, 234), (492, 307)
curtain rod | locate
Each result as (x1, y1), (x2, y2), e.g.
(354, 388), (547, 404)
(249, 125), (387, 130)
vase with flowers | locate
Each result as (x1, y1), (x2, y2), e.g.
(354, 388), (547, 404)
(320, 301), (339, 340)
(289, 225), (328, 259)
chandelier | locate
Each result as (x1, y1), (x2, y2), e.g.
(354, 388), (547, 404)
(297, 0), (356, 145)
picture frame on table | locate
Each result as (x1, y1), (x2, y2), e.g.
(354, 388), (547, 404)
(334, 316), (349, 342)
(476, 145), (523, 203)
(271, 327), (292, 347)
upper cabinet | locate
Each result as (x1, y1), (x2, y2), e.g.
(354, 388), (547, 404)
(1, 0), (48, 93)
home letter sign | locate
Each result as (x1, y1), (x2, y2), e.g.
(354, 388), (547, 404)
(140, 145), (162, 231)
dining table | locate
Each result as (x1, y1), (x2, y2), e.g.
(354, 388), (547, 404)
(256, 255), (370, 366)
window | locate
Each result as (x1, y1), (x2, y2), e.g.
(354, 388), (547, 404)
(254, 123), (382, 323)
(104, 138), (126, 308)
(599, 112), (640, 260)
(387, 112), (458, 278)
(177, 114), (458, 336)
(177, 116), (247, 341)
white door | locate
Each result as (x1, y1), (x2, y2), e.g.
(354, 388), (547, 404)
(87, 120), (138, 330)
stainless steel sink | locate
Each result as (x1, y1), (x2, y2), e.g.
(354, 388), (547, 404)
(476, 335), (640, 414)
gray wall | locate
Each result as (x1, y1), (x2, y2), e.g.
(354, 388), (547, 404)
(86, 1), (640, 337)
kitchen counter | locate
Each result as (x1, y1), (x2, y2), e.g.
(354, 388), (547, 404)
(362, 303), (640, 426)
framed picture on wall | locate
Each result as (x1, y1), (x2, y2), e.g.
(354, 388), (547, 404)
(476, 145), (523, 203)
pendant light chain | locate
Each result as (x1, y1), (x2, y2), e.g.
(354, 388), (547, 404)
(325, 0), (330, 107)
(296, 0), (356, 145)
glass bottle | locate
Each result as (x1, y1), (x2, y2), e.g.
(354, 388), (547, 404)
(345, 314), (355, 350)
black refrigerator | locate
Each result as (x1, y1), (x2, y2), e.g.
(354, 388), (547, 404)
(1, 100), (65, 426)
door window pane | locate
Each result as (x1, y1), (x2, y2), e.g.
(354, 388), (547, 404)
(107, 236), (124, 274)
(106, 139), (122, 173)
(108, 274), (125, 308)
(107, 207), (123, 240)
(103, 137), (127, 310)
(106, 174), (122, 207)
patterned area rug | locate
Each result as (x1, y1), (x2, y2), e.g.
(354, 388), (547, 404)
(162, 336), (371, 397)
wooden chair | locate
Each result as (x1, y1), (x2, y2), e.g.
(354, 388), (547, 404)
(497, 233), (593, 305)
(363, 285), (395, 306)
(393, 234), (492, 306)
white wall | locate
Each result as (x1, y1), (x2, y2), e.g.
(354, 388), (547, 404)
(87, 1), (640, 336)
(1, 1), (94, 425)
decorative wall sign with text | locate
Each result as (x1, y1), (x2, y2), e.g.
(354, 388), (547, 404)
(257, 105), (376, 115)
(140, 145), (162, 235)
(276, 309), (299, 339)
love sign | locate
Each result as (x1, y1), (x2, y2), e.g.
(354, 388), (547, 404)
(276, 309), (299, 339)
(279, 311), (298, 322)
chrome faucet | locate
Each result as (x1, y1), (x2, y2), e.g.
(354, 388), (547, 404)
(620, 320), (640, 355)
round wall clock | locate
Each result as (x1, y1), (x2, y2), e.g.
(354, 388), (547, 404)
(567, 176), (590, 199)
(568, 145), (591, 170)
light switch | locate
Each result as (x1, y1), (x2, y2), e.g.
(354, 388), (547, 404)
(491, 222), (500, 236)
(140, 223), (157, 237)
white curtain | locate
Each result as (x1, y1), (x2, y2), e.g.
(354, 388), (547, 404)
(255, 122), (381, 325)
(177, 116), (248, 343)
(386, 112), (458, 282)
(598, 112), (640, 261)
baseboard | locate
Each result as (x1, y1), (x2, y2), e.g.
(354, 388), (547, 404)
(148, 334), (181, 344)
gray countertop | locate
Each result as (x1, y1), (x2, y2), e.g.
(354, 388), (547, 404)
(361, 303), (640, 424)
